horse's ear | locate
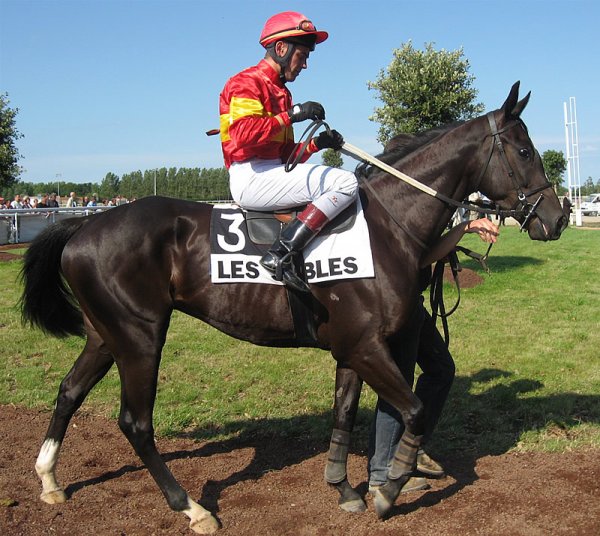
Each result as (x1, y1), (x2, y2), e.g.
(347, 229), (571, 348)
(511, 91), (531, 118)
(501, 81), (521, 118)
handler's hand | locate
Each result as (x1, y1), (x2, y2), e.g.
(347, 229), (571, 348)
(465, 218), (499, 243)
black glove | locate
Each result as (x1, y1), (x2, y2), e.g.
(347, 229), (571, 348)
(288, 101), (325, 123)
(314, 130), (344, 151)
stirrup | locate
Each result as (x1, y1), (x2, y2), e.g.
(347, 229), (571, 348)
(273, 250), (294, 282)
(260, 251), (310, 292)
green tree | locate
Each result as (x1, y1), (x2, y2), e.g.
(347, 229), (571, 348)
(581, 177), (595, 196)
(541, 150), (567, 191)
(321, 149), (343, 168)
(0, 93), (24, 190)
(367, 42), (484, 142)
(98, 172), (120, 200)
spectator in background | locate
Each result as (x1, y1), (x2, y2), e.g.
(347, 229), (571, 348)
(86, 195), (98, 207)
(47, 193), (59, 208)
(21, 195), (32, 209)
(0, 197), (6, 209)
(10, 194), (23, 209)
(66, 191), (78, 207)
(37, 194), (49, 208)
(31, 198), (39, 209)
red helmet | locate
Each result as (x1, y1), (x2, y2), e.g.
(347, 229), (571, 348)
(259, 11), (328, 50)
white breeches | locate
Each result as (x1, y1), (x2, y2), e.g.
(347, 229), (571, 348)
(229, 158), (358, 220)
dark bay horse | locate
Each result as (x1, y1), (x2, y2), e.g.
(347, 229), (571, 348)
(20, 82), (566, 534)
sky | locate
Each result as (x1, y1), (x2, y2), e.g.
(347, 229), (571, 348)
(1, 0), (599, 188)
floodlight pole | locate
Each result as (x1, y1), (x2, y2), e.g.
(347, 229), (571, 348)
(564, 97), (582, 226)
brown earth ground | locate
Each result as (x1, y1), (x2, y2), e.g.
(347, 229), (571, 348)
(1, 405), (599, 536)
(0, 243), (25, 263)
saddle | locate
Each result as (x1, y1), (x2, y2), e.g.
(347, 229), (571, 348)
(238, 202), (357, 347)
(243, 202), (358, 245)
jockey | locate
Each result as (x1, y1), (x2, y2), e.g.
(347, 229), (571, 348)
(219, 11), (358, 292)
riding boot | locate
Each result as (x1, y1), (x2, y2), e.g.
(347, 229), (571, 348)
(261, 204), (328, 293)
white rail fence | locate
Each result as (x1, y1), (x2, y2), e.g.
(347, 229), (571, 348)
(0, 207), (114, 245)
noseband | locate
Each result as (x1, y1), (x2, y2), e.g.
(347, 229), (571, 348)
(478, 113), (552, 231)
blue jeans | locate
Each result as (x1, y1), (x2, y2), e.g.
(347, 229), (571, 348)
(368, 300), (455, 486)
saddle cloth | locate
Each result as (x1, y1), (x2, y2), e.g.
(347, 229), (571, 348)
(210, 199), (374, 285)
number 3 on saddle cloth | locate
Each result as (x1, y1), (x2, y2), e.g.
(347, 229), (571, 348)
(209, 199), (375, 286)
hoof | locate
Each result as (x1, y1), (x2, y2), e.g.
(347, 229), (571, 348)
(372, 477), (408, 519)
(40, 489), (67, 504)
(189, 514), (220, 534)
(330, 478), (366, 513)
(372, 487), (394, 518)
(339, 497), (367, 513)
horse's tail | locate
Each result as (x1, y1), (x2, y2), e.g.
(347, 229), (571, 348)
(20, 218), (88, 338)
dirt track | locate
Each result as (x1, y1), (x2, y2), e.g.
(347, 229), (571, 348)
(1, 405), (599, 536)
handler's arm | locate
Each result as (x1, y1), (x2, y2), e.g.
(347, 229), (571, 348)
(420, 218), (499, 268)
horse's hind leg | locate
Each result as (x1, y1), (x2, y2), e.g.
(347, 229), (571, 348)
(112, 336), (219, 534)
(325, 365), (366, 513)
(36, 321), (114, 504)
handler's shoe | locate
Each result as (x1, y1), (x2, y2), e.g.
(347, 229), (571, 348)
(368, 476), (430, 495)
(416, 448), (445, 477)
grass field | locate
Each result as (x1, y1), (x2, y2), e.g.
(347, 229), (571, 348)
(0, 225), (598, 459)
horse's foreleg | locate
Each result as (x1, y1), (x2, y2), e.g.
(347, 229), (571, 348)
(36, 327), (114, 504)
(372, 429), (423, 517)
(349, 348), (425, 518)
(326, 365), (366, 513)
(115, 353), (219, 535)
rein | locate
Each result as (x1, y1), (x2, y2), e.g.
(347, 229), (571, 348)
(285, 120), (327, 172)
(429, 240), (494, 345)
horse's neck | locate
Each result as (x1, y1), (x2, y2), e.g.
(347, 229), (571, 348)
(408, 121), (484, 197)
(368, 119), (486, 247)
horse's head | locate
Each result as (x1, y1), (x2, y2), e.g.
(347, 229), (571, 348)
(477, 82), (568, 241)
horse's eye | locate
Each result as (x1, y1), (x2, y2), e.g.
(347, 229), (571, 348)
(519, 148), (530, 159)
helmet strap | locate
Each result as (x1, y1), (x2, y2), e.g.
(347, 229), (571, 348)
(267, 41), (295, 83)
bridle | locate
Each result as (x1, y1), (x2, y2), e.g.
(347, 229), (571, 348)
(477, 112), (552, 231)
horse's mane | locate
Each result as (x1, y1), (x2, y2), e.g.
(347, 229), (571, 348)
(356, 121), (464, 179)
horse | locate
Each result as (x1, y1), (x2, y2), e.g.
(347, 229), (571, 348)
(20, 82), (567, 534)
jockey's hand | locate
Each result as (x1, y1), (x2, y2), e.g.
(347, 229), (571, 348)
(315, 130), (344, 151)
(288, 101), (325, 123)
(465, 218), (499, 243)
